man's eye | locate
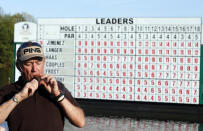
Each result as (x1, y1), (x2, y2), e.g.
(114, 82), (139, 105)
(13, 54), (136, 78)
(36, 61), (42, 65)
(25, 63), (32, 66)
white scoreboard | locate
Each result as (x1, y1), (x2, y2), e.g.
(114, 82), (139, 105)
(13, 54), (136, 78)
(37, 18), (202, 104)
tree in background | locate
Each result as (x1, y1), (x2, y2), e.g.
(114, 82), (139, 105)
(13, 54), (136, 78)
(0, 7), (35, 87)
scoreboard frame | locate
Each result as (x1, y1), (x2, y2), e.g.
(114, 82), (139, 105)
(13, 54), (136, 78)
(14, 18), (203, 105)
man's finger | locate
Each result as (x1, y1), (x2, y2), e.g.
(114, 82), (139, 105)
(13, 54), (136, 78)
(28, 88), (32, 96)
(41, 74), (49, 80)
(46, 75), (54, 83)
(40, 80), (48, 87)
(30, 79), (39, 87)
(49, 77), (57, 87)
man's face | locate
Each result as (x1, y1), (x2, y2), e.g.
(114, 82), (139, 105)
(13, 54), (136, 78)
(22, 57), (45, 81)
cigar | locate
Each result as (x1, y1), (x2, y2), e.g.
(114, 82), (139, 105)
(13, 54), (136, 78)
(33, 77), (48, 86)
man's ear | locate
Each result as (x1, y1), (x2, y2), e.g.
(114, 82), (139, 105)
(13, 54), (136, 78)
(16, 60), (24, 73)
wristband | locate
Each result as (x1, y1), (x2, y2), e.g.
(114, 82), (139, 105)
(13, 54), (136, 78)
(55, 91), (65, 102)
(12, 96), (19, 104)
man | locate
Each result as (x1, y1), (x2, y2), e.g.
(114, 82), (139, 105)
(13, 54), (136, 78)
(0, 42), (85, 131)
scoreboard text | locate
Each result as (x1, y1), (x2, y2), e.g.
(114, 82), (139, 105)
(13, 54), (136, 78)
(38, 18), (202, 104)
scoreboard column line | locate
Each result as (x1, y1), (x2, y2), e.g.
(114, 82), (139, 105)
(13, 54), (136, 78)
(74, 25), (77, 98)
(199, 45), (203, 104)
(134, 25), (137, 101)
(200, 21), (203, 104)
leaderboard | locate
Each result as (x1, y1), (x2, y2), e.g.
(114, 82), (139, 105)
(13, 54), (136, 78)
(38, 18), (202, 104)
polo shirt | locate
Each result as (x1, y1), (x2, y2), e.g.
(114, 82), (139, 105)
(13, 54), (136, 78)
(0, 76), (79, 131)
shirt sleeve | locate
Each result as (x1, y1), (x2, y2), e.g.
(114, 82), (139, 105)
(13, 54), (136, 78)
(0, 84), (19, 122)
(0, 85), (13, 105)
(57, 81), (80, 107)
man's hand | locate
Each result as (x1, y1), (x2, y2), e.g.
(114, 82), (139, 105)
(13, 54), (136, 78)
(39, 74), (86, 127)
(40, 74), (60, 96)
(15, 79), (39, 102)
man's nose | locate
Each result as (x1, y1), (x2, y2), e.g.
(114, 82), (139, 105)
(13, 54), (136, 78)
(31, 63), (38, 72)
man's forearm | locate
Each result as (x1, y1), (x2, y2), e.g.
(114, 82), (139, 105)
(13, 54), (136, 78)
(59, 98), (85, 128)
(0, 97), (18, 124)
(0, 94), (23, 124)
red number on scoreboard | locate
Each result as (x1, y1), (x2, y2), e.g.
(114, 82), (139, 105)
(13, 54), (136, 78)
(179, 97), (182, 103)
(90, 85), (93, 91)
(165, 96), (168, 102)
